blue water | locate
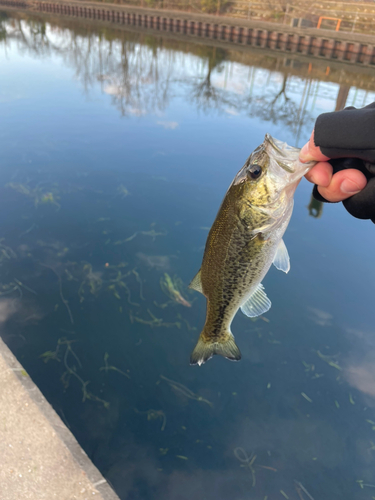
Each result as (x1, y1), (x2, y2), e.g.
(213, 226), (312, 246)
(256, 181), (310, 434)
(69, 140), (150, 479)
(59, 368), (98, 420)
(1, 10), (375, 500)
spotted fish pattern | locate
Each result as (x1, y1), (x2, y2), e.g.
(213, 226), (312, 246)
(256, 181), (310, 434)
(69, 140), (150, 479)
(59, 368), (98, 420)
(189, 135), (315, 366)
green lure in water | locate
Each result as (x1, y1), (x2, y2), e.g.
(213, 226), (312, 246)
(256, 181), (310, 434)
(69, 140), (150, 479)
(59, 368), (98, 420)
(189, 134), (315, 366)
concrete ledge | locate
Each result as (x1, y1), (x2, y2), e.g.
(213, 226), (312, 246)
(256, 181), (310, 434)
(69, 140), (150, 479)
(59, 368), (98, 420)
(0, 338), (120, 500)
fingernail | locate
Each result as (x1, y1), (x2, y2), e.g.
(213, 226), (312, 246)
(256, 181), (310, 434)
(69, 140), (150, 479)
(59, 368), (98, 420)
(341, 179), (361, 194)
(299, 143), (313, 163)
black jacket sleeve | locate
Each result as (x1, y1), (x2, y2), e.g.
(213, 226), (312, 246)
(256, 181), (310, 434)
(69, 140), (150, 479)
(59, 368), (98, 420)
(312, 102), (375, 222)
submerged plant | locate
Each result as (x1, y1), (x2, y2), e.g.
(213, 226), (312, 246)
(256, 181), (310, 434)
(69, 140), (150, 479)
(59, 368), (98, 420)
(160, 274), (191, 307)
(134, 408), (166, 431)
(78, 263), (103, 303)
(40, 338), (109, 409)
(100, 352), (130, 379)
(7, 182), (61, 209)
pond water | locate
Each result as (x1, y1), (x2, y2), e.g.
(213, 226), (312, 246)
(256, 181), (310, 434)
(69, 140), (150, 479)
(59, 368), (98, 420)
(1, 10), (375, 500)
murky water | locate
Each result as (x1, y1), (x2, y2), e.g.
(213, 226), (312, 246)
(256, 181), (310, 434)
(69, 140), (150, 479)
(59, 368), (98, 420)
(1, 10), (375, 500)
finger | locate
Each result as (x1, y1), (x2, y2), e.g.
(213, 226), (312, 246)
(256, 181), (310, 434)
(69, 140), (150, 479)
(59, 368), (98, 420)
(317, 169), (367, 203)
(305, 161), (333, 187)
(299, 131), (330, 163)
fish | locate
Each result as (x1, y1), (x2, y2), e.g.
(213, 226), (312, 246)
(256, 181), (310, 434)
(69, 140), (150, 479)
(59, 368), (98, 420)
(189, 134), (315, 366)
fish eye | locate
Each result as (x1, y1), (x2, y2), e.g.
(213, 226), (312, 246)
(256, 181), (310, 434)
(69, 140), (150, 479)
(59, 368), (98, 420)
(247, 164), (262, 180)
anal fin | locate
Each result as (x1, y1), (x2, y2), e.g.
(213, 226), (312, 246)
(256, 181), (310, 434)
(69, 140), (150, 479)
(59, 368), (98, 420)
(240, 283), (271, 318)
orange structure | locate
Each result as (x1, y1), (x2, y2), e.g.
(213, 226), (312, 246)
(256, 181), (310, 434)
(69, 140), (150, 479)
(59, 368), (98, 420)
(317, 16), (342, 31)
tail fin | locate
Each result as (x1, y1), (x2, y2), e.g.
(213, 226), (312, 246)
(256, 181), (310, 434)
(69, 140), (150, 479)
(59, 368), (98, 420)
(190, 333), (241, 366)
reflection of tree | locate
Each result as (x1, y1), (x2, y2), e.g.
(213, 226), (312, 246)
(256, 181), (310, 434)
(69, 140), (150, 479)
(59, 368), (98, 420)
(1, 12), (316, 133)
(241, 73), (314, 137)
(0, 11), (8, 42)
(189, 46), (232, 111)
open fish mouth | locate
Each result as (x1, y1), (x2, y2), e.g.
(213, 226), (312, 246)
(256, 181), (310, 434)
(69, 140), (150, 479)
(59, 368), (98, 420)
(265, 134), (298, 173)
(264, 134), (316, 180)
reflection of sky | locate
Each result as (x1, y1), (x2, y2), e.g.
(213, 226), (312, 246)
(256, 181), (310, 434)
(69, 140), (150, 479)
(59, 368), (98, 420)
(1, 12), (375, 500)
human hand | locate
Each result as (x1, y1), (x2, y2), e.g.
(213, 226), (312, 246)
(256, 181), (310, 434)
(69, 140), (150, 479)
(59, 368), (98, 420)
(300, 131), (367, 203)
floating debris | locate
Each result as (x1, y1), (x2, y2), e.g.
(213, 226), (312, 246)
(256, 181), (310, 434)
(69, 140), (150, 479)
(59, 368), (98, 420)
(176, 455), (188, 460)
(280, 490), (289, 499)
(160, 274), (191, 307)
(160, 374), (213, 407)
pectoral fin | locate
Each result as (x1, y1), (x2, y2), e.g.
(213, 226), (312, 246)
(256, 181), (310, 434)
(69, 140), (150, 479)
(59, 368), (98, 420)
(272, 239), (290, 274)
(240, 283), (271, 318)
(189, 269), (203, 294)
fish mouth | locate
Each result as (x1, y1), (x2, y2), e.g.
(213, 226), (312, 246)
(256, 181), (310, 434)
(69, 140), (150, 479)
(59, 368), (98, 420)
(264, 134), (297, 173)
(264, 134), (316, 178)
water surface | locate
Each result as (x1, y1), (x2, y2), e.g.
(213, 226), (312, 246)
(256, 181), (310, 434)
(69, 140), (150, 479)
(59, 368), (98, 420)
(1, 10), (375, 500)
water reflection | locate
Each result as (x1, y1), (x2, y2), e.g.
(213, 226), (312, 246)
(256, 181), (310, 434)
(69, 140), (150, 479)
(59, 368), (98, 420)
(2, 11), (375, 140)
(307, 194), (324, 219)
(1, 9), (375, 500)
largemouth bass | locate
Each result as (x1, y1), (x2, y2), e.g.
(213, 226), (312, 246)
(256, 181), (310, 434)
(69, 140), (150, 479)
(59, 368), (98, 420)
(189, 135), (315, 366)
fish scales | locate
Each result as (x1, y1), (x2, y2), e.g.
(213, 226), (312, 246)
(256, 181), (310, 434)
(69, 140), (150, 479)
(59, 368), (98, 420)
(189, 135), (315, 366)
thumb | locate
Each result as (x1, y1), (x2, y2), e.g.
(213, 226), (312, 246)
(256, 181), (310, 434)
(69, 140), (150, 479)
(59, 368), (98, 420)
(299, 131), (330, 163)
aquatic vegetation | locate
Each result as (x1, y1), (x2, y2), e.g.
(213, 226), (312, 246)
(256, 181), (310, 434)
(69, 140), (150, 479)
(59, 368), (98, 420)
(0, 240), (17, 262)
(78, 263), (103, 303)
(294, 481), (315, 500)
(134, 408), (166, 431)
(234, 447), (257, 487)
(316, 350), (342, 371)
(0, 279), (36, 299)
(160, 374), (213, 407)
(234, 447), (277, 488)
(7, 182), (61, 209)
(301, 392), (313, 403)
(124, 228), (167, 242)
(176, 313), (197, 331)
(106, 269), (139, 306)
(117, 184), (130, 198)
(129, 309), (181, 329)
(40, 338), (109, 408)
(41, 264), (74, 324)
(136, 252), (171, 271)
(131, 269), (145, 301)
(160, 274), (191, 307)
(100, 352), (130, 379)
